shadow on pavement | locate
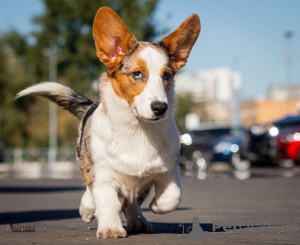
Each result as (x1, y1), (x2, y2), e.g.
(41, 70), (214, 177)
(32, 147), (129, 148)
(0, 209), (80, 225)
(0, 210), (263, 235)
(131, 222), (262, 234)
(0, 186), (85, 193)
(148, 222), (220, 234)
(142, 207), (191, 212)
(0, 207), (191, 225)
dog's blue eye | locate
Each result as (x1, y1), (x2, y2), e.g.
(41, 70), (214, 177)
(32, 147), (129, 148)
(132, 71), (143, 80)
(163, 72), (171, 81)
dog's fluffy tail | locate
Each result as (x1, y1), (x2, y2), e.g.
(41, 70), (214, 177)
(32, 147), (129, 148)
(16, 82), (93, 120)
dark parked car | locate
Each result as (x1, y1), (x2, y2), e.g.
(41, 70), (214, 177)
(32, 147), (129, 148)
(212, 132), (250, 170)
(179, 127), (244, 169)
(246, 115), (300, 166)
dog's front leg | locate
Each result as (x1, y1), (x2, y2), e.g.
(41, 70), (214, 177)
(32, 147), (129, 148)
(123, 200), (152, 233)
(150, 166), (181, 214)
(92, 183), (127, 238)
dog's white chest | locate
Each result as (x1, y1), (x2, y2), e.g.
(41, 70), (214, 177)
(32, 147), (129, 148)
(90, 105), (179, 177)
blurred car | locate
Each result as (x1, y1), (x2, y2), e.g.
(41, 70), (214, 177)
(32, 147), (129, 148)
(0, 138), (4, 163)
(212, 132), (250, 170)
(276, 125), (300, 167)
(179, 127), (244, 169)
(246, 114), (300, 166)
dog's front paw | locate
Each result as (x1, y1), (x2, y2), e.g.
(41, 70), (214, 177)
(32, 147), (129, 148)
(79, 204), (95, 223)
(127, 215), (152, 233)
(97, 226), (127, 238)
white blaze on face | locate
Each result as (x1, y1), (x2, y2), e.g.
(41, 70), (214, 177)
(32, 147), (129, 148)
(133, 47), (168, 120)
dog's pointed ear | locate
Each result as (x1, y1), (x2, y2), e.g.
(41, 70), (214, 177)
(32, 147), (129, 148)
(93, 7), (136, 69)
(160, 14), (200, 72)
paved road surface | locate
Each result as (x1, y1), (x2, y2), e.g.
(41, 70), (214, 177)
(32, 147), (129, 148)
(0, 171), (300, 244)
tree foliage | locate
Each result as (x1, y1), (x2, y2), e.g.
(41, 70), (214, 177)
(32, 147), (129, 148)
(0, 32), (37, 147)
(175, 93), (197, 132)
(175, 93), (211, 132)
(0, 0), (159, 147)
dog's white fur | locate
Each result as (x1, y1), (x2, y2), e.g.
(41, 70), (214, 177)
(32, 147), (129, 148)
(133, 47), (169, 119)
(17, 7), (200, 239)
(84, 65), (181, 237)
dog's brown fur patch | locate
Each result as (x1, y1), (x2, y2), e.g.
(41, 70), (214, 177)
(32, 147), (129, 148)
(77, 103), (99, 188)
(110, 59), (148, 105)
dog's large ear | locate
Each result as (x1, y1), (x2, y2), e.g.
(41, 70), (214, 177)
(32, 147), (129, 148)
(93, 7), (136, 69)
(160, 14), (200, 73)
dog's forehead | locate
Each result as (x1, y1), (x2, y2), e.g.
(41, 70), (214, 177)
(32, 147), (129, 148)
(138, 45), (168, 70)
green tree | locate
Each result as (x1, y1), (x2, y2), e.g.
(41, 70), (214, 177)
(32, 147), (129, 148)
(175, 93), (197, 132)
(175, 93), (212, 132)
(0, 0), (160, 147)
(0, 32), (38, 147)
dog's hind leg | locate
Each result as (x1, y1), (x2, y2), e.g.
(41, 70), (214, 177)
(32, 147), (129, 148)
(79, 187), (95, 223)
(122, 198), (152, 233)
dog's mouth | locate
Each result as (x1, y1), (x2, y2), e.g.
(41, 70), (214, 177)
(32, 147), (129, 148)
(141, 115), (167, 123)
(148, 115), (166, 122)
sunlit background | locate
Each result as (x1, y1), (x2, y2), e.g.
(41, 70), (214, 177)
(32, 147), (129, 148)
(0, 0), (299, 179)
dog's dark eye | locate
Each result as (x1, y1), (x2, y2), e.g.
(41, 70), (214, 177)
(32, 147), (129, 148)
(132, 71), (143, 80)
(163, 72), (171, 81)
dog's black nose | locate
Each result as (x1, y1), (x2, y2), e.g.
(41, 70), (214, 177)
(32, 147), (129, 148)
(151, 101), (168, 116)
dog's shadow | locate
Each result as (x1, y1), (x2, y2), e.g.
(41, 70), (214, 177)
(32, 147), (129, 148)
(85, 222), (212, 234)
(142, 222), (212, 234)
(0, 209), (262, 235)
(127, 222), (262, 235)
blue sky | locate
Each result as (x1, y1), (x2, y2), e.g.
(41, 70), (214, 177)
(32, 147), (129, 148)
(0, 0), (299, 99)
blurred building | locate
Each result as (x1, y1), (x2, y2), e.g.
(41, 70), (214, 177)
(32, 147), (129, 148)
(176, 69), (300, 128)
(241, 99), (300, 127)
(241, 85), (300, 127)
(268, 85), (300, 101)
(175, 67), (240, 102)
(204, 101), (231, 125)
(175, 67), (241, 126)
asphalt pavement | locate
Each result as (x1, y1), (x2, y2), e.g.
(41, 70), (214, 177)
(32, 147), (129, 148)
(0, 167), (300, 245)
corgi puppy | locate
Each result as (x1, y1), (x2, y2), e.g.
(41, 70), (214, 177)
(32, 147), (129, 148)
(17, 7), (200, 238)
